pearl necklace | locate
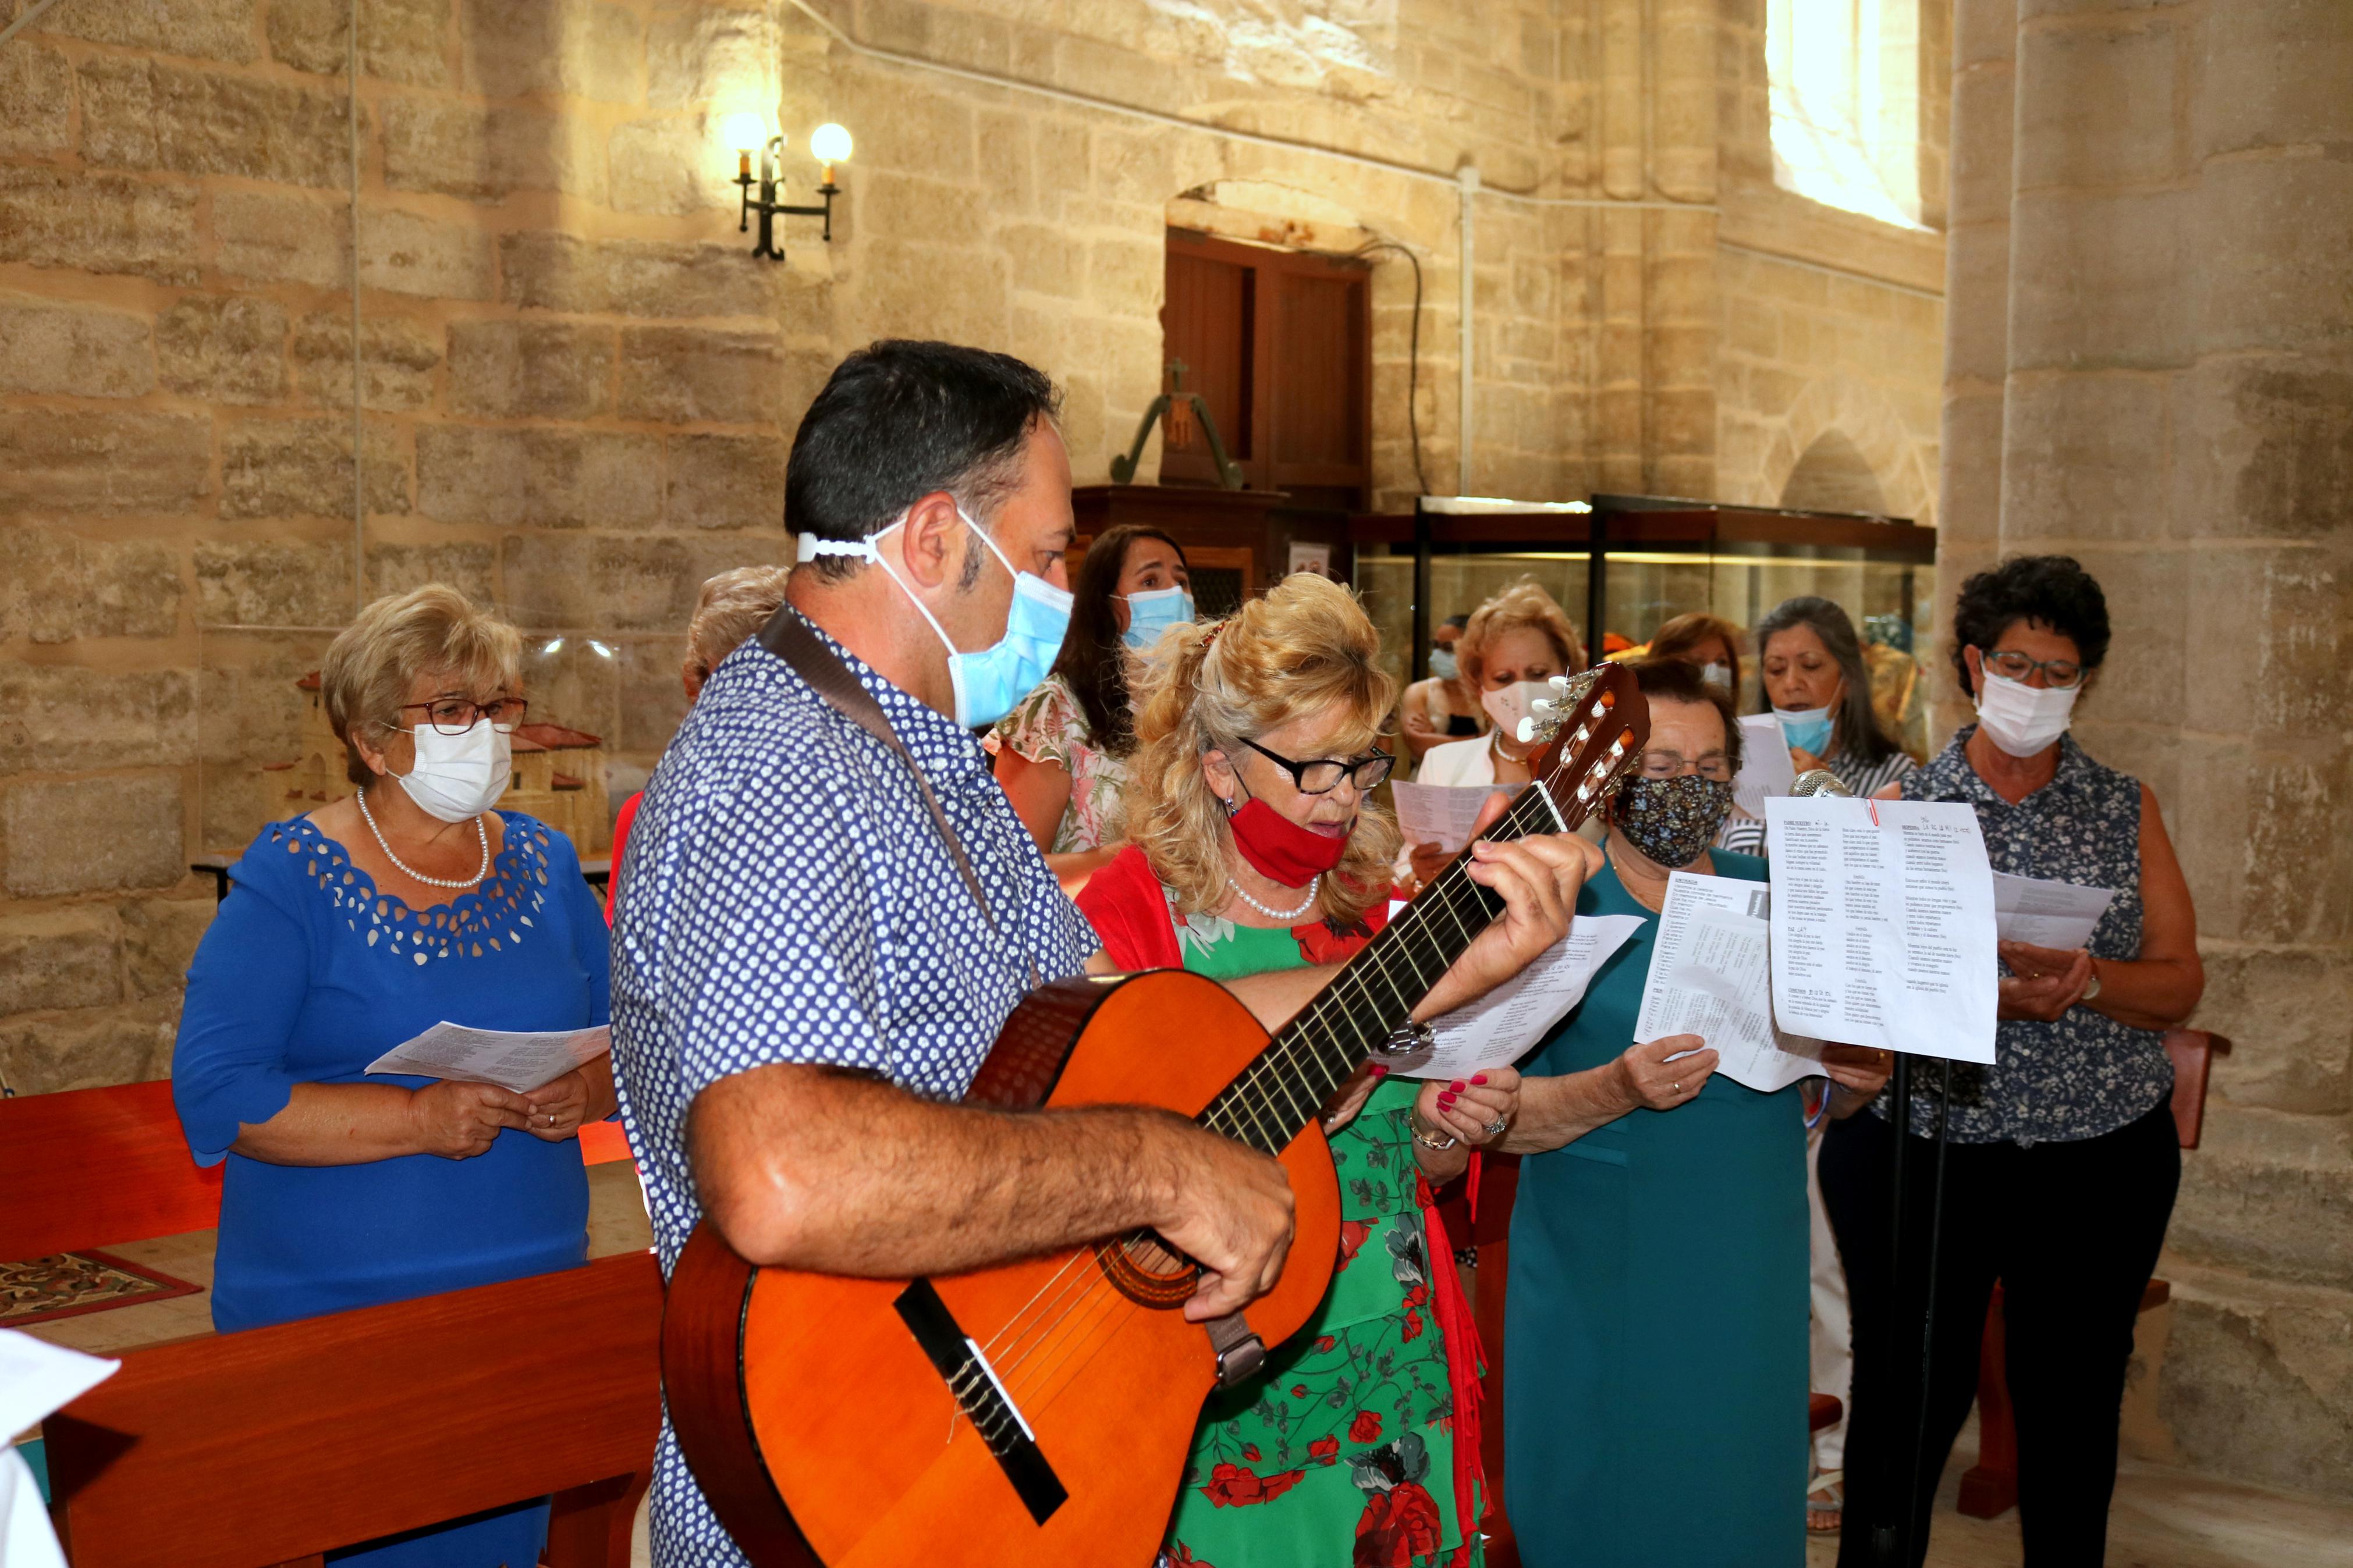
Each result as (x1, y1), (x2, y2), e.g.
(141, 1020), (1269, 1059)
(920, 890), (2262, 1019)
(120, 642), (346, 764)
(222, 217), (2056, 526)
(1225, 873), (1319, 922)
(357, 787), (490, 890)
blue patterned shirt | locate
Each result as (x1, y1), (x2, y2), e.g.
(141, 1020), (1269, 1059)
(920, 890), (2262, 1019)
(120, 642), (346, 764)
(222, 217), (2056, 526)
(609, 610), (1091, 1568)
(1875, 728), (2172, 1146)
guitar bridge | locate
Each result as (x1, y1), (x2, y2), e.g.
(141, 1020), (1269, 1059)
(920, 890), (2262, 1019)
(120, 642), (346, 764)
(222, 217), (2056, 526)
(894, 1279), (1069, 1526)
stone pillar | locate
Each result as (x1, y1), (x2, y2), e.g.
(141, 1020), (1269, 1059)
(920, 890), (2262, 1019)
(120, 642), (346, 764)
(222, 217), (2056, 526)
(1941, 0), (2353, 1499)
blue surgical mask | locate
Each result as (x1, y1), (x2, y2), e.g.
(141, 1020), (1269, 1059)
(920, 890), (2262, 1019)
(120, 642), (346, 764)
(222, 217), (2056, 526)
(1774, 702), (1836, 757)
(1121, 585), (1194, 650)
(797, 507), (1073, 729)
(1429, 648), (1460, 681)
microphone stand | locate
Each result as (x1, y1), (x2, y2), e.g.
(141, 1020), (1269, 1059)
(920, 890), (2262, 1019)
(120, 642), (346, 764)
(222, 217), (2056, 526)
(1790, 770), (1953, 1568)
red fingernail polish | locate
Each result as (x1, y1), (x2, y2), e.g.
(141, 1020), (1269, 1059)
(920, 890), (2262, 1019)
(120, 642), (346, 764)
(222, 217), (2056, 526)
(1440, 1093), (1456, 1107)
(1472, 1073), (1488, 1086)
(1370, 1065), (1389, 1078)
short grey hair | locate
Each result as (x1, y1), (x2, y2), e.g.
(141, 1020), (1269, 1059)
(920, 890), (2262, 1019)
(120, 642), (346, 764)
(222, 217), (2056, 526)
(321, 585), (521, 787)
(685, 564), (793, 681)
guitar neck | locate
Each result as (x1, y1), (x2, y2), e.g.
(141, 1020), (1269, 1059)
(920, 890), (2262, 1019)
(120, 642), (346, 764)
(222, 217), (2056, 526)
(1194, 780), (1581, 1155)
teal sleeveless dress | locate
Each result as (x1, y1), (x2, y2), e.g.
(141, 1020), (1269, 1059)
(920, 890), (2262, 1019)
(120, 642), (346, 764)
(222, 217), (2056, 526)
(1500, 851), (1808, 1567)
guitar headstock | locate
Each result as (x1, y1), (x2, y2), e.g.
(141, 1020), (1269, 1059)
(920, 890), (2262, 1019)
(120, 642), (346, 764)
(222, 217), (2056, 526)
(1518, 662), (1651, 831)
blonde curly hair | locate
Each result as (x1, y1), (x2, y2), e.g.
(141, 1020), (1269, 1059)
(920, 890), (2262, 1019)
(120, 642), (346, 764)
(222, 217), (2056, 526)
(1460, 577), (1587, 685)
(1129, 573), (1402, 926)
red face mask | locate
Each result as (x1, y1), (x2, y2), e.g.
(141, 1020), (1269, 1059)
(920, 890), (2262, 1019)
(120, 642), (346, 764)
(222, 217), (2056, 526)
(1227, 796), (1352, 886)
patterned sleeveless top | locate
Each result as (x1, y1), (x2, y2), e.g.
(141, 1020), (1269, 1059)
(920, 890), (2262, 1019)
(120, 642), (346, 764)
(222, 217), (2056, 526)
(1875, 728), (2173, 1146)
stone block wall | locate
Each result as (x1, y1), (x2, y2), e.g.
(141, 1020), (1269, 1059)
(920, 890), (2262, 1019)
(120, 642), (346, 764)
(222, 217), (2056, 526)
(0, 1), (1948, 1084)
(1936, 0), (2353, 1499)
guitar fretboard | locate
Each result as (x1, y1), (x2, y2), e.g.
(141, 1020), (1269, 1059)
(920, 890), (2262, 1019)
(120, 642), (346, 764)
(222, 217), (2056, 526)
(1196, 780), (1574, 1155)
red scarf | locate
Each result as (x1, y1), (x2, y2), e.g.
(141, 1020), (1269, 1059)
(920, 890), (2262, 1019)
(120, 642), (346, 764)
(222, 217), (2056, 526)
(1074, 846), (1486, 1541)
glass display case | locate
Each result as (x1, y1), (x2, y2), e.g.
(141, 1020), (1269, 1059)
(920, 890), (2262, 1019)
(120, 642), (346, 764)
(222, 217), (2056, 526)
(1350, 494), (1937, 749)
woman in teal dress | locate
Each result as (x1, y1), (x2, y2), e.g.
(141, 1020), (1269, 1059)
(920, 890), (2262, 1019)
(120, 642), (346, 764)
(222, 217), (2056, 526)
(1077, 574), (1595, 1568)
(1494, 659), (1893, 1567)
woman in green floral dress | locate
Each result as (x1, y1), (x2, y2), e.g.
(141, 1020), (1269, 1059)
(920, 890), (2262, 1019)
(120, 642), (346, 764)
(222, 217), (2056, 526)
(1078, 575), (1588, 1568)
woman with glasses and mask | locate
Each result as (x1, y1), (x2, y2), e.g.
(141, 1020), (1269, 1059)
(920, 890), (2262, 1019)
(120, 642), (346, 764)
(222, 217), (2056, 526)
(993, 524), (1192, 891)
(1493, 658), (1894, 1568)
(1819, 556), (2202, 1568)
(172, 585), (613, 1568)
(1078, 574), (1596, 1568)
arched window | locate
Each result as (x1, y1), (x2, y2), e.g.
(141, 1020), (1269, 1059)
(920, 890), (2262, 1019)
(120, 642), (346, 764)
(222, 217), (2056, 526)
(1767, 0), (1925, 227)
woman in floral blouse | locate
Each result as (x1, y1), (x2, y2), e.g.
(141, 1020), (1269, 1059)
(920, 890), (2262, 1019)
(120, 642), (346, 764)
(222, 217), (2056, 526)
(1078, 574), (1584, 1568)
(995, 524), (1192, 890)
(1820, 555), (2205, 1566)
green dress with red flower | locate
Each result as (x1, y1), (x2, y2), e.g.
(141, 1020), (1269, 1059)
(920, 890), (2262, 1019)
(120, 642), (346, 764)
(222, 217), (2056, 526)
(1160, 918), (1479, 1568)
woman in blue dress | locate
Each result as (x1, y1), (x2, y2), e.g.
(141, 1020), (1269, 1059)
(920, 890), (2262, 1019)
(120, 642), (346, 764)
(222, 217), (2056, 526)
(1493, 658), (1893, 1566)
(173, 585), (615, 1568)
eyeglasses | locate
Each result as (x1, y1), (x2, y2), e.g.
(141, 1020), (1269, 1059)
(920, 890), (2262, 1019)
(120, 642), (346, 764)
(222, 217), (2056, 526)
(397, 697), (529, 735)
(1981, 649), (2084, 689)
(1637, 748), (1734, 783)
(1238, 737), (1397, 796)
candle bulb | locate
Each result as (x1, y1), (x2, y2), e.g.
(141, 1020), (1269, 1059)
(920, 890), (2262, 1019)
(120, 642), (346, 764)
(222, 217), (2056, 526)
(819, 163), (835, 187)
(737, 149), (750, 179)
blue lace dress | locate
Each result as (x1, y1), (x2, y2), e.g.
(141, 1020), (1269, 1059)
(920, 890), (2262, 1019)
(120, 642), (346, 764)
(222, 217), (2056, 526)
(173, 811), (611, 1567)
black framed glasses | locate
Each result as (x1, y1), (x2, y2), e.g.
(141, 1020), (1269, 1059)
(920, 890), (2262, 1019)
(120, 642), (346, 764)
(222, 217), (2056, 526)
(1238, 737), (1396, 795)
(1981, 649), (2084, 688)
(398, 696), (529, 735)
(1637, 748), (1735, 783)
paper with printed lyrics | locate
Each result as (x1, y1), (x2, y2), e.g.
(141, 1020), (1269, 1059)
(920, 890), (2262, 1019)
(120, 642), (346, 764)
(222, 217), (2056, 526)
(365, 1021), (612, 1094)
(1390, 780), (1515, 855)
(1730, 713), (1798, 822)
(1764, 796), (1999, 1064)
(1390, 914), (1646, 1080)
(1992, 871), (2114, 950)
(1633, 872), (1825, 1094)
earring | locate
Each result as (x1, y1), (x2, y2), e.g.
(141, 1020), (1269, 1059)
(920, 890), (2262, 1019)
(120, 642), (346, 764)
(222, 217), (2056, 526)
(1219, 792), (1238, 819)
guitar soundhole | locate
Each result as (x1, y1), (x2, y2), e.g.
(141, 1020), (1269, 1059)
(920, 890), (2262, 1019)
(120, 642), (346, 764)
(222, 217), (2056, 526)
(1092, 1229), (1199, 1308)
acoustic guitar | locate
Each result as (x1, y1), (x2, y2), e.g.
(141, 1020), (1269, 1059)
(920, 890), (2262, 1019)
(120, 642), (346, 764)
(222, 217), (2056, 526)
(662, 662), (1649, 1567)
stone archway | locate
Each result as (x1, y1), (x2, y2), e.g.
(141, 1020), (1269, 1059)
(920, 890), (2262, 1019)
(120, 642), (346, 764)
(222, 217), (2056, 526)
(1765, 376), (1936, 524)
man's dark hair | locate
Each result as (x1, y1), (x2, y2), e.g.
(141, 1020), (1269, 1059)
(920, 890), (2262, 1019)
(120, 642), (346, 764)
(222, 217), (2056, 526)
(1628, 657), (1744, 775)
(1949, 554), (2111, 692)
(785, 340), (1062, 584)
(1049, 525), (1187, 760)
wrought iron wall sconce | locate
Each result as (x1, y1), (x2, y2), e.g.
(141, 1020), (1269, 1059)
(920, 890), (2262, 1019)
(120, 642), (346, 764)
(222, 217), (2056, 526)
(735, 122), (852, 261)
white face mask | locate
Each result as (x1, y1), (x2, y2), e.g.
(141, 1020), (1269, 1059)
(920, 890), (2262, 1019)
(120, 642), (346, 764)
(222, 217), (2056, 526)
(395, 721), (512, 823)
(1701, 661), (1732, 689)
(1975, 670), (2078, 757)
(1479, 680), (1553, 740)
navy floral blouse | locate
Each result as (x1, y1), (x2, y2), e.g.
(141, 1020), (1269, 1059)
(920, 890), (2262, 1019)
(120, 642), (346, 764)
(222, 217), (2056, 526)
(1876, 728), (2173, 1146)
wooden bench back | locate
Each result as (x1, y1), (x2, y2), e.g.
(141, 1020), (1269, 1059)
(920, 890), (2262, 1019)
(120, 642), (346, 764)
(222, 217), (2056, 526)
(0, 1080), (637, 1261)
(44, 1249), (663, 1568)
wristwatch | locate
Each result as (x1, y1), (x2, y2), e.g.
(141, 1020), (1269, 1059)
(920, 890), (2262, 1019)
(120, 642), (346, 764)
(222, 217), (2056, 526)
(2082, 959), (2102, 1002)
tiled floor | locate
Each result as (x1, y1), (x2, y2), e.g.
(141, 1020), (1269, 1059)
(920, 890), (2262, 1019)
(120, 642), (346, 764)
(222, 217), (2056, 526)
(1805, 1417), (2353, 1568)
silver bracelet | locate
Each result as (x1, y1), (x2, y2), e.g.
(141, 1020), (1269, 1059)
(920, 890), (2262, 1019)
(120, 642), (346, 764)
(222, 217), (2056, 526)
(1411, 1117), (1458, 1153)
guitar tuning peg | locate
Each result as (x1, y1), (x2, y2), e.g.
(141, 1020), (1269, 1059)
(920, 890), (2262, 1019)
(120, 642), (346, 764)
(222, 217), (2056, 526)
(1530, 697), (1558, 716)
(1516, 717), (1541, 743)
(1548, 674), (1573, 690)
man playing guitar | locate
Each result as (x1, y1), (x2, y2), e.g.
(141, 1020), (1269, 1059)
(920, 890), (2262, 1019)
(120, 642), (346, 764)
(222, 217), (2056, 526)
(610, 339), (1590, 1568)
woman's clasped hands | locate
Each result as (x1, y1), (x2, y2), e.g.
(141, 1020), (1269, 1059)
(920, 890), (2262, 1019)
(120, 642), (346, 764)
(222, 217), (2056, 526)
(1416, 1066), (1521, 1147)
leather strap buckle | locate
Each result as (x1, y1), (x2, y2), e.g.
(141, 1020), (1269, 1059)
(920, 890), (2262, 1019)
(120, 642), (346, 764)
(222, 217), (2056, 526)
(1204, 1311), (1268, 1388)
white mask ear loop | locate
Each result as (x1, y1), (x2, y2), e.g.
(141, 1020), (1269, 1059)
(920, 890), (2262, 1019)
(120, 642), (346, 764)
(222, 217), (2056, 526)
(797, 509), (991, 655)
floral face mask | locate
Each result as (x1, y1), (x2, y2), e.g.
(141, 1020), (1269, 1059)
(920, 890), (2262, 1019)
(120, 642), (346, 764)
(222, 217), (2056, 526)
(1612, 774), (1733, 868)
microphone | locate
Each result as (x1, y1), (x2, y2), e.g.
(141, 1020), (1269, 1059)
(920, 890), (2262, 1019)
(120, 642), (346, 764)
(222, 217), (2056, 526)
(1790, 768), (1852, 799)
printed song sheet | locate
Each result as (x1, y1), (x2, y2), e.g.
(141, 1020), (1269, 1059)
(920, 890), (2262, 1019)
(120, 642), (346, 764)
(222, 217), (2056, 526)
(1633, 872), (1824, 1093)
(1393, 914), (1645, 1080)
(366, 1021), (613, 1094)
(1391, 780), (1514, 854)
(1992, 871), (2114, 949)
(1731, 713), (1798, 821)
(1765, 797), (1999, 1063)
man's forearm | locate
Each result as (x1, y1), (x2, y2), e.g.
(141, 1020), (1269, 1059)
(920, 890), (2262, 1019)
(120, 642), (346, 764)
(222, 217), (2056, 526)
(691, 1063), (1191, 1274)
(1497, 1064), (1634, 1154)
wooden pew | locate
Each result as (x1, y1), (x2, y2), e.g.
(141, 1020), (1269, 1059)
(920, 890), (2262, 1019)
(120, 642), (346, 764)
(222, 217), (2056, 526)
(0, 1079), (636, 1262)
(1955, 1029), (2231, 1519)
(43, 1249), (663, 1568)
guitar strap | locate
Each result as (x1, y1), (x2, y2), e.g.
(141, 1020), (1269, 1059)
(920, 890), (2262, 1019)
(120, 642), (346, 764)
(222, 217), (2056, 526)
(759, 606), (1024, 980)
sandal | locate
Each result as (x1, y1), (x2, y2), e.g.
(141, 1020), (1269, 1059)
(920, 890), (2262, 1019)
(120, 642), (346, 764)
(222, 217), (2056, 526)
(1807, 1467), (1844, 1534)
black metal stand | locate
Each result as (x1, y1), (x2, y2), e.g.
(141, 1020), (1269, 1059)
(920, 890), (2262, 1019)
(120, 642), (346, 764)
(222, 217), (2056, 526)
(1866, 1053), (1957, 1568)
(736, 136), (836, 261)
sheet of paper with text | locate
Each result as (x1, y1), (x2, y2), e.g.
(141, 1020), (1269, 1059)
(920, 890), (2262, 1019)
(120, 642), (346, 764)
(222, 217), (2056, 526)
(365, 1021), (613, 1093)
(1390, 780), (1516, 854)
(1991, 870), (2115, 949)
(1394, 913), (1646, 1080)
(1634, 871), (1824, 1093)
(1765, 796), (1999, 1064)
